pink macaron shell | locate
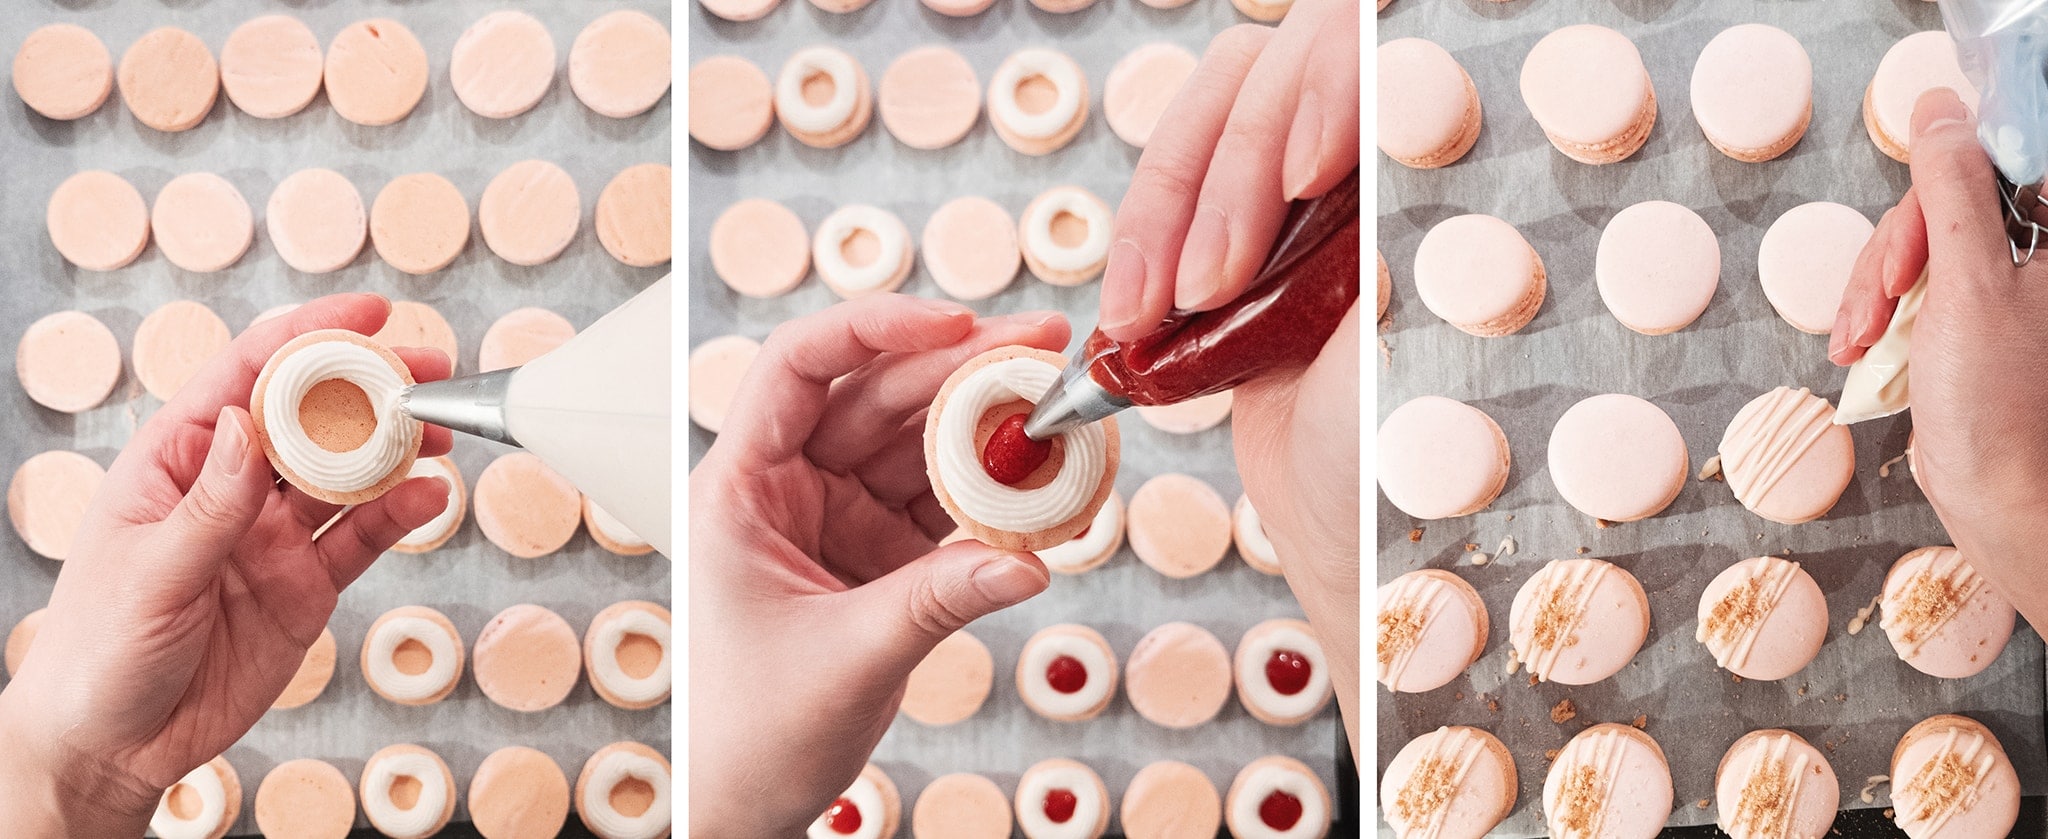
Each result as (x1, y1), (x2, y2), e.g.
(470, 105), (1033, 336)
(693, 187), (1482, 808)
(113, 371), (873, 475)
(1413, 214), (1544, 337)
(1695, 557), (1827, 682)
(1868, 31), (1979, 161)
(1542, 724), (1672, 838)
(1519, 25), (1651, 148)
(1717, 387), (1855, 525)
(1690, 24), (1812, 159)
(1714, 731), (1838, 838)
(1376, 37), (1479, 168)
(1376, 396), (1509, 520)
(1890, 716), (2020, 838)
(1594, 201), (1719, 335)
(1378, 726), (1516, 839)
(1546, 394), (1688, 523)
(1758, 203), (1874, 334)
(1509, 559), (1648, 686)
(1376, 570), (1487, 694)
(1880, 547), (2016, 679)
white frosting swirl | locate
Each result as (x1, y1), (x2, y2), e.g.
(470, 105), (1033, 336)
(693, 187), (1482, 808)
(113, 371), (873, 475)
(591, 608), (670, 704)
(1234, 496), (1279, 573)
(581, 751), (672, 839)
(1019, 633), (1112, 718)
(151, 762), (228, 839)
(777, 47), (859, 134)
(1016, 766), (1103, 839)
(1036, 492), (1121, 573)
(366, 616), (459, 702)
(936, 358), (1107, 533)
(1229, 766), (1326, 839)
(586, 500), (650, 551)
(808, 775), (884, 839)
(1022, 188), (1111, 274)
(263, 340), (414, 493)
(362, 752), (449, 839)
(396, 457), (461, 550)
(814, 205), (907, 293)
(1236, 625), (1330, 721)
(991, 49), (1082, 139)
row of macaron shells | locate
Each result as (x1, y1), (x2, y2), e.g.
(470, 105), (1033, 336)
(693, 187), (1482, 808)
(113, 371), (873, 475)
(14, 11), (670, 129)
(945, 470), (1279, 578)
(1380, 713), (2019, 838)
(1378, 25), (1969, 169)
(703, 0), (1293, 24)
(817, 754), (1324, 839)
(47, 162), (672, 276)
(151, 741), (667, 839)
(690, 41), (1199, 154)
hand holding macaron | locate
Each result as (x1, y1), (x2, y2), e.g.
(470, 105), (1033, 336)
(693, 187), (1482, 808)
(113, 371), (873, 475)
(0, 295), (453, 836)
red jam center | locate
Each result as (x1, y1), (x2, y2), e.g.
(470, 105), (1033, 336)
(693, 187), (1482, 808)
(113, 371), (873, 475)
(1045, 654), (1088, 694)
(982, 413), (1052, 485)
(1043, 788), (1078, 823)
(826, 798), (862, 834)
(1266, 649), (1312, 696)
(1259, 790), (1303, 831)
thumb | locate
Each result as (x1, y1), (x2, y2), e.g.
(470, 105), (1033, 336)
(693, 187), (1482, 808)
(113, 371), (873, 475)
(1906, 87), (2007, 284)
(846, 541), (1049, 676)
(161, 407), (271, 562)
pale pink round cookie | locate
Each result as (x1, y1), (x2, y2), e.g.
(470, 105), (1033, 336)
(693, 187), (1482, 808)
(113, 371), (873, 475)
(1759, 203), (1874, 334)
(1715, 730), (1837, 839)
(1377, 38), (1482, 169)
(152, 173), (254, 273)
(1016, 624), (1118, 722)
(1519, 25), (1656, 164)
(1120, 761), (1221, 839)
(1124, 621), (1231, 729)
(1014, 759), (1110, 839)
(913, 773), (1010, 839)
(1880, 546), (2015, 679)
(777, 46), (872, 149)
(8, 450), (102, 561)
(879, 46), (980, 150)
(361, 606), (463, 705)
(473, 452), (583, 558)
(571, 10), (672, 119)
(687, 335), (759, 434)
(1234, 618), (1333, 725)
(1377, 569), (1487, 693)
(451, 11), (557, 120)
(1718, 387), (1855, 524)
(1690, 24), (1811, 162)
(710, 199), (809, 297)
(1233, 495), (1281, 575)
(473, 603), (581, 712)
(1413, 214), (1545, 336)
(272, 626), (337, 709)
(596, 163), (671, 268)
(1546, 394), (1687, 522)
(1126, 473), (1231, 579)
(1135, 390), (1232, 435)
(5, 608), (44, 677)
(813, 204), (914, 299)
(470, 747), (571, 839)
(987, 48), (1088, 155)
(17, 310), (120, 413)
(1696, 556), (1827, 681)
(220, 15), (324, 119)
(688, 56), (772, 150)
(1105, 43), (1197, 149)
(1225, 756), (1329, 839)
(1595, 201), (1718, 335)
(1509, 558), (1649, 685)
(1376, 396), (1510, 520)
(268, 169), (367, 274)
(1543, 725), (1671, 838)
(326, 19), (429, 127)
(14, 24), (112, 121)
(700, 0), (783, 24)
(1867, 31), (1979, 164)
(480, 307), (574, 372)
(480, 160), (580, 266)
(373, 301), (460, 369)
(1029, 0), (1097, 11)
(922, 196), (1019, 301)
(255, 759), (356, 839)
(1379, 726), (1516, 839)
(370, 173), (470, 275)
(47, 170), (148, 271)
(118, 27), (218, 132)
(901, 630), (993, 726)
(1890, 715), (2019, 838)
(133, 300), (230, 401)
(154, 756), (242, 839)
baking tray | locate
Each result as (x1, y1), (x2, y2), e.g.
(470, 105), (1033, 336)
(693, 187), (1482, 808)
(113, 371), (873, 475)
(0, 1), (671, 835)
(1375, 0), (2047, 835)
(687, 0), (1347, 834)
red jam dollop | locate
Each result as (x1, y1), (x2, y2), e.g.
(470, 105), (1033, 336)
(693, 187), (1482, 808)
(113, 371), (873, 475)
(1259, 790), (1303, 831)
(1266, 649), (1312, 696)
(1043, 788), (1078, 823)
(983, 413), (1053, 485)
(1045, 654), (1088, 694)
(825, 798), (862, 834)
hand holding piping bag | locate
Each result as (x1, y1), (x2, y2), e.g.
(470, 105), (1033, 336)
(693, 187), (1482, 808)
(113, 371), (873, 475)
(0, 295), (452, 834)
(1830, 87), (2048, 632)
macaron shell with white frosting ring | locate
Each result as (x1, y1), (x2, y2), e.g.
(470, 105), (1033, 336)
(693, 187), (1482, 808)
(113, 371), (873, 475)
(814, 763), (902, 839)
(361, 605), (464, 706)
(249, 329), (424, 506)
(1233, 618), (1332, 725)
(154, 755), (242, 839)
(778, 48), (872, 149)
(1232, 494), (1283, 576)
(814, 205), (915, 300)
(1224, 755), (1330, 839)
(1019, 185), (1113, 287)
(1014, 758), (1110, 839)
(1016, 623), (1119, 722)
(583, 600), (671, 710)
(359, 743), (457, 839)
(575, 741), (672, 839)
(1033, 490), (1123, 575)
(987, 49), (1088, 156)
(391, 456), (466, 555)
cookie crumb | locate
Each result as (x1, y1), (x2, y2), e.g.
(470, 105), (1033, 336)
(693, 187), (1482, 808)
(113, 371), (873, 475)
(1697, 454), (1723, 481)
(1454, 691), (1464, 700)
(1575, 546), (1589, 555)
(1860, 774), (1890, 804)
(1409, 528), (1424, 542)
(1595, 518), (1612, 529)
(1550, 698), (1577, 724)
(1879, 451), (1907, 478)
(1631, 714), (1646, 729)
(1487, 698), (1501, 713)
(1696, 798), (1710, 809)
(1543, 748), (1560, 763)
(1464, 542), (1479, 551)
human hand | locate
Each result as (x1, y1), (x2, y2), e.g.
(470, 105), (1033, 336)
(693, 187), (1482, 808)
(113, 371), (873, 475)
(1829, 87), (2048, 632)
(0, 294), (453, 836)
(687, 295), (1070, 835)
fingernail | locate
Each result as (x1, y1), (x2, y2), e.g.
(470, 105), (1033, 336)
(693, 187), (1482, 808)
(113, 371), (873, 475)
(973, 556), (1047, 606)
(917, 297), (973, 317)
(1002, 310), (1062, 328)
(209, 408), (247, 478)
(1828, 310), (1851, 362)
(1175, 207), (1230, 310)
(1911, 87), (1970, 139)
(1282, 89), (1324, 201)
(1101, 241), (1146, 333)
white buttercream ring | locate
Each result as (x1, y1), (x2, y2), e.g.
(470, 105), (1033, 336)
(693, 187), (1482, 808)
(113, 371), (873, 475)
(152, 761), (230, 839)
(814, 205), (910, 297)
(777, 47), (860, 134)
(990, 49), (1084, 140)
(589, 607), (671, 707)
(1035, 492), (1122, 574)
(1018, 631), (1114, 718)
(1016, 764), (1105, 839)
(365, 614), (461, 703)
(1233, 496), (1281, 574)
(393, 456), (464, 554)
(361, 749), (451, 839)
(581, 751), (672, 839)
(255, 331), (421, 504)
(936, 358), (1107, 533)
(1235, 624), (1330, 722)
(808, 774), (886, 839)
(1022, 187), (1112, 277)
(1230, 766), (1327, 839)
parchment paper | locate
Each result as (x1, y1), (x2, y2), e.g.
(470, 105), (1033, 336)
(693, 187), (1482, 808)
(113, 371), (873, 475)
(1376, 0), (2046, 835)
(687, 0), (1340, 833)
(0, 2), (671, 835)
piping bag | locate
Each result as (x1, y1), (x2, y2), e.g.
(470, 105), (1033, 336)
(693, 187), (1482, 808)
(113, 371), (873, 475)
(397, 276), (672, 555)
(1837, 0), (2048, 424)
(1023, 170), (1360, 440)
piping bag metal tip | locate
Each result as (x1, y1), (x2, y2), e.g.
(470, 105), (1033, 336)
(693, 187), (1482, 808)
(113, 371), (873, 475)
(398, 368), (522, 447)
(1022, 356), (1131, 441)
